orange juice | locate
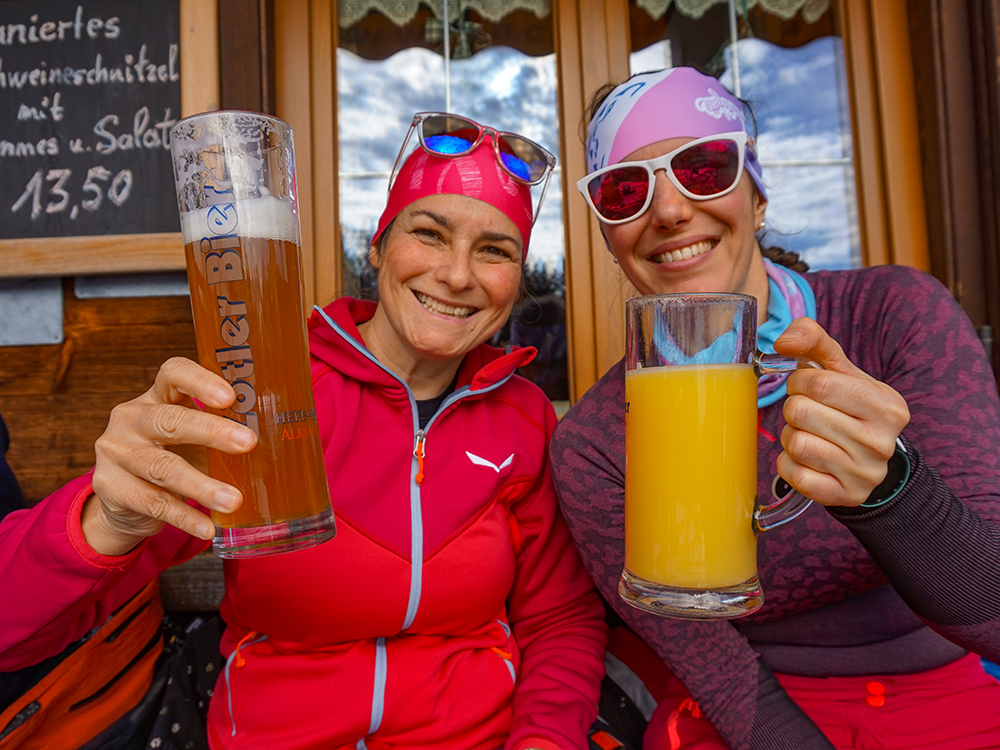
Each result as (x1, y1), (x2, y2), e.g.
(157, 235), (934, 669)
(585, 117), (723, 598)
(625, 363), (759, 589)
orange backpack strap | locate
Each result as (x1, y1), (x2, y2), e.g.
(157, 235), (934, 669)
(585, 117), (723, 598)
(0, 579), (164, 750)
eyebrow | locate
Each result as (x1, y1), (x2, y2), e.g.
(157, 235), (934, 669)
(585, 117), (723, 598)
(411, 208), (455, 230)
(411, 209), (523, 256)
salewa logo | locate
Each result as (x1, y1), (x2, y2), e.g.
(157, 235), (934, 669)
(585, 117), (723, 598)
(466, 451), (514, 473)
(694, 89), (743, 122)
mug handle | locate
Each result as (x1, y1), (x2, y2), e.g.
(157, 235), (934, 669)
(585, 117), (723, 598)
(751, 352), (823, 533)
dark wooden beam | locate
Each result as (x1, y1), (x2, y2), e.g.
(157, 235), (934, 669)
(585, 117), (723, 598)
(970, 0), (1000, 376)
(218, 0), (275, 113)
(907, 0), (999, 377)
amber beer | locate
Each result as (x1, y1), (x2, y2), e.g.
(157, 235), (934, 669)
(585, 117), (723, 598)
(183, 233), (329, 527)
(171, 112), (335, 558)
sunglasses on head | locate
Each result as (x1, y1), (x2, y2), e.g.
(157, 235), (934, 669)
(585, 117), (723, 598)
(389, 112), (557, 222)
(576, 131), (750, 224)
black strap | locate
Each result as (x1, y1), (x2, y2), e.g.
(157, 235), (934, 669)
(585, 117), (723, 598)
(0, 412), (26, 522)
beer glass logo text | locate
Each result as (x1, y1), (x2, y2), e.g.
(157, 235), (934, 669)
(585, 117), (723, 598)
(201, 184), (259, 436)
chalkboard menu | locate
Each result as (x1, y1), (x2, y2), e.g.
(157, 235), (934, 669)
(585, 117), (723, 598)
(1, 0), (182, 240)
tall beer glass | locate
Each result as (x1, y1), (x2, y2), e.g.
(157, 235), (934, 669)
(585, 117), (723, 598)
(621, 293), (815, 619)
(169, 111), (335, 559)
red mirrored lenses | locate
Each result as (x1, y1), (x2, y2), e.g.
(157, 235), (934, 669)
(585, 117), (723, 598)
(587, 166), (650, 222)
(673, 139), (740, 196)
(586, 139), (741, 221)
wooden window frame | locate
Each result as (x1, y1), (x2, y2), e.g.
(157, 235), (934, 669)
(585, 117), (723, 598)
(273, 0), (340, 312)
(553, 0), (634, 401)
(839, 0), (929, 269)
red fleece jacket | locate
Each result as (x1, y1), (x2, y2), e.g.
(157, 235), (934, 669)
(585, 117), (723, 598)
(0, 297), (607, 750)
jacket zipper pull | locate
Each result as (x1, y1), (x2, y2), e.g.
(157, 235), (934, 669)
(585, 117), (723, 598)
(413, 429), (426, 486)
(233, 629), (259, 669)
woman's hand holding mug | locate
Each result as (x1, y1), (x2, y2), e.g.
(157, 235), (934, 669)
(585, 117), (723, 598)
(773, 318), (910, 508)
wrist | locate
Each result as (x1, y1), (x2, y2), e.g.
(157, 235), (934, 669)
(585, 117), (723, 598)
(829, 439), (911, 518)
(860, 438), (910, 509)
(80, 494), (145, 557)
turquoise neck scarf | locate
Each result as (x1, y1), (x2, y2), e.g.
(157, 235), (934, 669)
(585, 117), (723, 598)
(757, 257), (816, 408)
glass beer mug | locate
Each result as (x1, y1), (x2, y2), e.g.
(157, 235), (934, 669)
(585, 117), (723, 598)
(169, 111), (336, 558)
(619, 293), (816, 619)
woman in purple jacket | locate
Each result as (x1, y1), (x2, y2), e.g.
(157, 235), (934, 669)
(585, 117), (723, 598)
(551, 66), (1000, 750)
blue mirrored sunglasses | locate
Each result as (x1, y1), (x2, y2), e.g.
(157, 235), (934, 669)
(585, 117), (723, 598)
(388, 112), (557, 222)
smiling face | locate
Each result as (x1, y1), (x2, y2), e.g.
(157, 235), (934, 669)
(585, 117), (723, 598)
(603, 136), (769, 306)
(363, 193), (523, 378)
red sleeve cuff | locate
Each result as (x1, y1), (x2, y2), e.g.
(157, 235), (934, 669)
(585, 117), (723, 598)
(66, 482), (148, 570)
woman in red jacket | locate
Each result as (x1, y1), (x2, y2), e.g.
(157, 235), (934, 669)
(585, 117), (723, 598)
(0, 113), (607, 750)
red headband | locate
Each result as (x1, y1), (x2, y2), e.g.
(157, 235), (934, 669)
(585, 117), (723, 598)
(372, 136), (534, 260)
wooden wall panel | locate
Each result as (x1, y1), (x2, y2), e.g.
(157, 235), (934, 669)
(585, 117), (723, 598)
(0, 282), (197, 503)
(553, 0), (595, 398)
(306, 0), (341, 309)
(908, 0), (954, 291)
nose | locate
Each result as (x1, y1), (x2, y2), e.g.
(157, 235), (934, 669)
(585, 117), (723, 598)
(646, 169), (693, 229)
(437, 247), (475, 291)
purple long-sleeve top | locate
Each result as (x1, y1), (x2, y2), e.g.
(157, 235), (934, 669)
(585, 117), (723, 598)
(551, 265), (1000, 750)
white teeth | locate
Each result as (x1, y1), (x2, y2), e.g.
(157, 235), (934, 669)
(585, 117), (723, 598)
(653, 240), (713, 264)
(415, 292), (475, 319)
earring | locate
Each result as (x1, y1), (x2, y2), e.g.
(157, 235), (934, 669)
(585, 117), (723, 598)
(613, 257), (619, 264)
(758, 220), (766, 231)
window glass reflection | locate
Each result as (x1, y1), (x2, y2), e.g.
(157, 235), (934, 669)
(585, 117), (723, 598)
(730, 38), (851, 161)
(762, 164), (859, 269)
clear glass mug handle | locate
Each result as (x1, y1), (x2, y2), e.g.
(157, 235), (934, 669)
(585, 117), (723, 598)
(752, 352), (823, 533)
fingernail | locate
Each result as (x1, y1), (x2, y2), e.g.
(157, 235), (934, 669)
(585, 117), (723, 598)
(776, 330), (803, 344)
(213, 385), (232, 405)
(233, 428), (255, 448)
(216, 488), (241, 512)
(198, 520), (216, 540)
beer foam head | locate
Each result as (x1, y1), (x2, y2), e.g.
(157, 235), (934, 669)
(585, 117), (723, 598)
(372, 134), (534, 258)
(180, 195), (300, 245)
(584, 67), (767, 200)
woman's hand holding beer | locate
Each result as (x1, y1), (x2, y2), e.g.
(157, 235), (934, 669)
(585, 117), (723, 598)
(82, 357), (258, 556)
(773, 318), (910, 508)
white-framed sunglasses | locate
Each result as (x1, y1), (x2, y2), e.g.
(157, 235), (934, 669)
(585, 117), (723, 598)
(576, 131), (750, 224)
(388, 112), (557, 222)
